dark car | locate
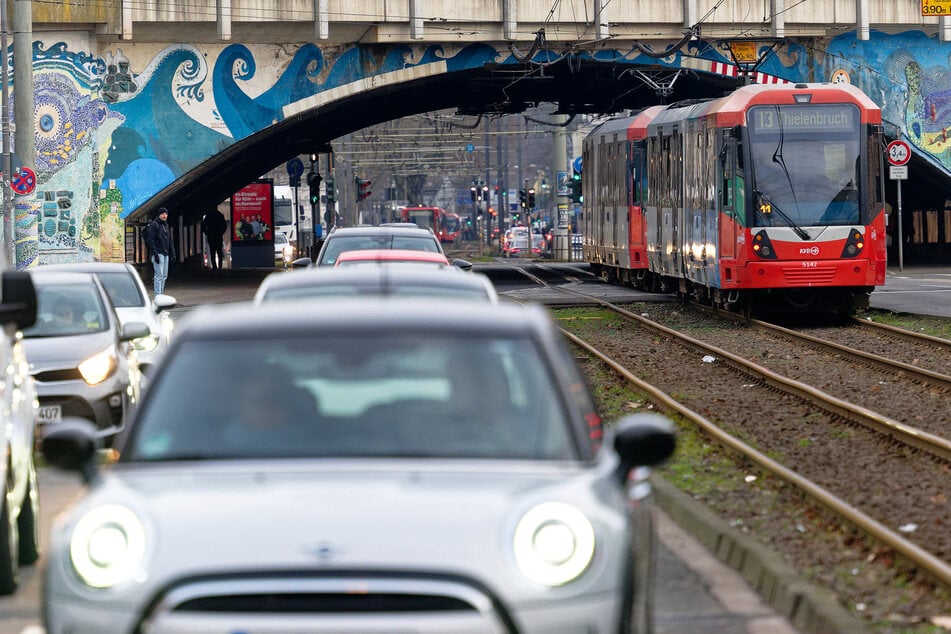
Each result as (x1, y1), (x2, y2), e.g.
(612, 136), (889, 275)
(294, 225), (471, 270)
(42, 298), (674, 632)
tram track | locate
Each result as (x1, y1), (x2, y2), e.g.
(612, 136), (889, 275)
(513, 266), (951, 607)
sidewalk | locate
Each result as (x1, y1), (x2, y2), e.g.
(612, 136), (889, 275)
(160, 266), (278, 307)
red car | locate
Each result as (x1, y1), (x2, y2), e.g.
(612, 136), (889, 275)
(333, 249), (451, 267)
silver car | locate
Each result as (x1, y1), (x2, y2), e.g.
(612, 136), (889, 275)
(0, 270), (41, 595)
(41, 299), (674, 633)
(39, 262), (176, 375)
(23, 270), (149, 441)
(254, 264), (499, 304)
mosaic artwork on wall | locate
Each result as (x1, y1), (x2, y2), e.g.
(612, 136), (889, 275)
(19, 30), (948, 267)
(820, 30), (951, 174)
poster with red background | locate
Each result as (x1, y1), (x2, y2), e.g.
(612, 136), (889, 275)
(231, 181), (274, 243)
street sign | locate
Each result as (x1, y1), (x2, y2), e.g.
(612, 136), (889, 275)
(889, 165), (908, 180)
(921, 0), (951, 16)
(11, 166), (36, 195)
(728, 41), (759, 63)
(465, 143), (475, 153)
(572, 156), (583, 174)
(286, 157), (304, 178)
(886, 140), (911, 166)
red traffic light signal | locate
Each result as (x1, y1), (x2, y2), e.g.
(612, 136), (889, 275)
(355, 177), (372, 202)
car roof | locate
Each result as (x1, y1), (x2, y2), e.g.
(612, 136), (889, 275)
(327, 225), (437, 237)
(254, 264), (499, 303)
(37, 262), (134, 274)
(27, 269), (101, 284)
(182, 297), (549, 340)
(334, 249), (450, 264)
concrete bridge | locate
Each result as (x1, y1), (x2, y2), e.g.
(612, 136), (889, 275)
(13, 0), (951, 266)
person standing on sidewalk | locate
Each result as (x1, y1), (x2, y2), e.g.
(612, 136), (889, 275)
(201, 207), (228, 271)
(144, 207), (176, 297)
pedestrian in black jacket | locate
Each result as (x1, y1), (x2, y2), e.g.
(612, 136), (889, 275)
(201, 208), (228, 271)
(144, 207), (176, 297)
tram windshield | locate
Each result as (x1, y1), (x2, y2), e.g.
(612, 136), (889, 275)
(747, 104), (862, 228)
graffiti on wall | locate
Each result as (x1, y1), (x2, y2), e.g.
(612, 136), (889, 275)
(21, 31), (949, 267)
(821, 30), (951, 173)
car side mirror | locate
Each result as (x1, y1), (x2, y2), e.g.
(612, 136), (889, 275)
(612, 412), (676, 483)
(120, 322), (152, 342)
(452, 258), (473, 272)
(0, 270), (37, 329)
(154, 294), (177, 312)
(292, 257), (313, 268)
(42, 417), (102, 485)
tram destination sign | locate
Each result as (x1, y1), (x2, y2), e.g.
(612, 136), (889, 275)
(921, 0), (951, 16)
(749, 105), (856, 134)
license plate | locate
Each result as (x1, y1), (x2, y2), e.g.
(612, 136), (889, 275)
(38, 405), (62, 425)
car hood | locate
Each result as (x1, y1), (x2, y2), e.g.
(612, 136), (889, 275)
(22, 330), (117, 370)
(62, 460), (628, 596)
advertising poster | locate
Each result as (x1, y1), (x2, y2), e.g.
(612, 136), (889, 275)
(231, 181), (274, 244)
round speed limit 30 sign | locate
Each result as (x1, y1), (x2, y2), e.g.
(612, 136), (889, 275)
(886, 140), (911, 166)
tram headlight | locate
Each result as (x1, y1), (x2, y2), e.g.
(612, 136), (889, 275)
(840, 229), (865, 259)
(752, 231), (777, 260)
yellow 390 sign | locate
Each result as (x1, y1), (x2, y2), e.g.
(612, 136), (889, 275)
(921, 0), (951, 16)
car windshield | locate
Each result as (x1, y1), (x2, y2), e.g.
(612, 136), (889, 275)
(96, 271), (146, 308)
(319, 235), (441, 265)
(125, 334), (576, 461)
(22, 283), (110, 337)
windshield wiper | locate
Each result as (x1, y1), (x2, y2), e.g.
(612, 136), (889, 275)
(753, 189), (811, 241)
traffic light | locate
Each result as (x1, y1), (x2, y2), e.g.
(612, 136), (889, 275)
(567, 171), (583, 204)
(519, 188), (527, 209)
(470, 184), (477, 202)
(355, 177), (372, 202)
(307, 171), (322, 206)
(325, 176), (336, 204)
(527, 188), (536, 209)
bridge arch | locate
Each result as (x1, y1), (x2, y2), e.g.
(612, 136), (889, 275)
(137, 57), (747, 227)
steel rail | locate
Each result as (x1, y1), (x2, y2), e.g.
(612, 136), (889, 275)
(851, 316), (951, 349)
(541, 282), (951, 463)
(704, 307), (951, 390)
(559, 328), (951, 589)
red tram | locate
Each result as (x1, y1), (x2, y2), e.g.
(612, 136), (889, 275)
(400, 206), (463, 244)
(582, 83), (887, 315)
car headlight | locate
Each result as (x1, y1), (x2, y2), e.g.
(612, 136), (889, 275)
(77, 347), (118, 386)
(132, 333), (160, 352)
(70, 505), (146, 588)
(513, 502), (595, 586)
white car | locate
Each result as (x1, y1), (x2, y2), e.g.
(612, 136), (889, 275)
(0, 269), (41, 595)
(39, 262), (176, 375)
(274, 231), (296, 267)
(41, 299), (674, 632)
